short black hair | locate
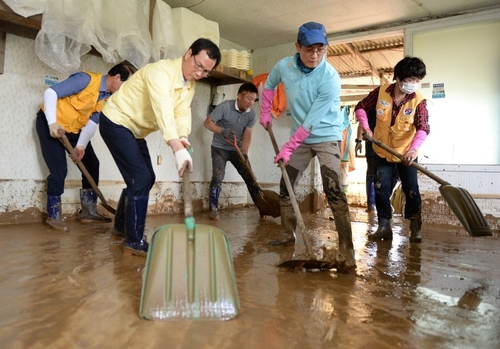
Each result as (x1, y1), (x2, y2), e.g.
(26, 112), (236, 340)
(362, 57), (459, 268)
(189, 38), (221, 68)
(108, 62), (136, 81)
(238, 83), (258, 95)
(393, 56), (426, 81)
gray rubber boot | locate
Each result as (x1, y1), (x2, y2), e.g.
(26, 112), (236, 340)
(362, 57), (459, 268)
(368, 218), (393, 241)
(409, 216), (422, 243)
(79, 189), (112, 223)
(268, 203), (296, 246)
(46, 195), (69, 232)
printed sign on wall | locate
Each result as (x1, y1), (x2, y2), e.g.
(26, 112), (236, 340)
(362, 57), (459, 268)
(432, 83), (445, 99)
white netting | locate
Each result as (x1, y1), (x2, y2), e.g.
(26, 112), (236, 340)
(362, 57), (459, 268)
(6, 0), (219, 73)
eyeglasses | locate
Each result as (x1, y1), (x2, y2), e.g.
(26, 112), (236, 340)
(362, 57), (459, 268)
(192, 55), (211, 75)
(301, 45), (326, 55)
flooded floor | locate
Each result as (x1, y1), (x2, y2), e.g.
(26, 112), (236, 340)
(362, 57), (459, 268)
(0, 206), (499, 349)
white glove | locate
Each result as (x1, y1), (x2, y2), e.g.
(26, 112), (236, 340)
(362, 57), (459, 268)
(179, 136), (191, 149)
(174, 148), (193, 177)
(49, 122), (64, 138)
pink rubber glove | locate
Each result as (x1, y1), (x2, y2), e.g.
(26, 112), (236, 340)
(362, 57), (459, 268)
(259, 89), (275, 129)
(354, 109), (372, 137)
(275, 125), (310, 164)
(409, 130), (428, 151)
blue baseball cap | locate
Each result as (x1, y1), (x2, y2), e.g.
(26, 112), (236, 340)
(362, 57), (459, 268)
(297, 22), (329, 46)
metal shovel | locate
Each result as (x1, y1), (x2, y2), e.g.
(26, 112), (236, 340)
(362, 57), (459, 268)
(139, 172), (240, 320)
(364, 134), (491, 237)
(267, 126), (340, 270)
(226, 135), (280, 218)
(59, 132), (116, 215)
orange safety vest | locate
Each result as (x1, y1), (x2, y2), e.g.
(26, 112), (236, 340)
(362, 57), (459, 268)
(372, 85), (425, 162)
(252, 73), (287, 118)
(42, 72), (104, 134)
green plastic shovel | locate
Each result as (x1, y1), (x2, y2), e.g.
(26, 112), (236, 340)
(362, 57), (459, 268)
(139, 172), (240, 320)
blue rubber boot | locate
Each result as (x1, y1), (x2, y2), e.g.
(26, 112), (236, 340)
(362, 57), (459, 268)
(79, 189), (112, 223)
(209, 186), (220, 221)
(366, 181), (375, 212)
(46, 195), (69, 232)
(110, 189), (126, 240)
(124, 195), (149, 256)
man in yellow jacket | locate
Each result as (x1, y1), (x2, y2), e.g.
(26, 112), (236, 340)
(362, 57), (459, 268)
(36, 63), (134, 232)
(100, 38), (221, 256)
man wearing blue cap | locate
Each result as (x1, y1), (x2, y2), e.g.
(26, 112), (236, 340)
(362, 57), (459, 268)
(260, 22), (356, 273)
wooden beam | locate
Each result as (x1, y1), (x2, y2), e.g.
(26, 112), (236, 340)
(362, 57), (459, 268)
(340, 94), (369, 102)
(327, 43), (404, 58)
(0, 20), (38, 39)
(149, 0), (156, 37)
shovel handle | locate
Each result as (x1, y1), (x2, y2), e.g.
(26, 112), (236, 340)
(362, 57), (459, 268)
(182, 171), (194, 219)
(58, 132), (116, 214)
(363, 133), (449, 186)
(268, 126), (315, 259)
(227, 135), (263, 191)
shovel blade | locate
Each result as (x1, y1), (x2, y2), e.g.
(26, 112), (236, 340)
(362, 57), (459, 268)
(278, 259), (335, 270)
(140, 224), (240, 321)
(255, 190), (281, 218)
(439, 185), (492, 237)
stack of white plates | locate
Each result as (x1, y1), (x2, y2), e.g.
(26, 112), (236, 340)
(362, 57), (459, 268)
(220, 50), (229, 66)
(225, 49), (238, 68)
(220, 49), (249, 70)
(236, 50), (249, 70)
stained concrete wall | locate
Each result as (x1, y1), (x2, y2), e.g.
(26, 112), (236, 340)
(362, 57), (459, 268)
(1, 32), (499, 232)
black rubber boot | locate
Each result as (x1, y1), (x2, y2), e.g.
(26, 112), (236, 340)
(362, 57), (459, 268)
(409, 217), (422, 243)
(79, 189), (112, 223)
(124, 195), (149, 257)
(268, 204), (295, 246)
(366, 180), (375, 212)
(209, 186), (220, 221)
(110, 189), (126, 240)
(46, 195), (69, 232)
(368, 218), (393, 241)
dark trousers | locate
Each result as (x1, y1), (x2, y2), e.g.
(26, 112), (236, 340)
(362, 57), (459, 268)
(209, 146), (260, 199)
(99, 113), (155, 197)
(36, 109), (99, 196)
(374, 153), (421, 220)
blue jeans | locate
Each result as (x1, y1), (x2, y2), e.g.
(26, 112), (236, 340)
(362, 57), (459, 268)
(374, 154), (421, 220)
(99, 113), (155, 197)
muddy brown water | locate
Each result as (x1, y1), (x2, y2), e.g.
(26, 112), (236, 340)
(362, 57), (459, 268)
(0, 207), (499, 349)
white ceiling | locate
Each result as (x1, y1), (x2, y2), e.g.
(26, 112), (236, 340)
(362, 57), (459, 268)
(162, 0), (500, 49)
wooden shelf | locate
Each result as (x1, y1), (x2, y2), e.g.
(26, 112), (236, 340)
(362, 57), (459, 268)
(200, 64), (252, 86)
